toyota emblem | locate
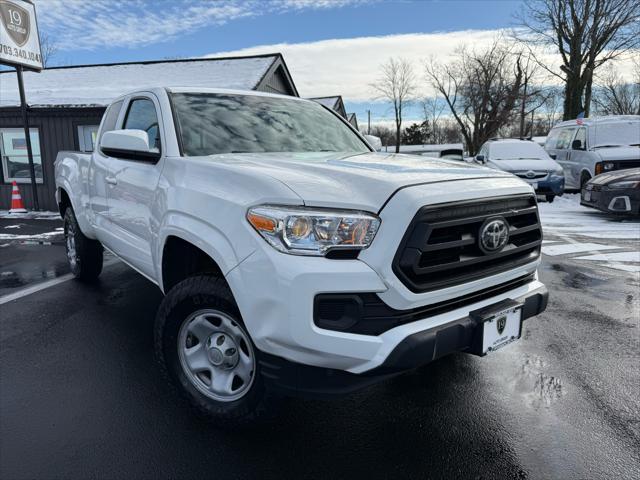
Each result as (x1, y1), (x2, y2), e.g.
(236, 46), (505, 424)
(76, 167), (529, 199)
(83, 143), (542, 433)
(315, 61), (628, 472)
(479, 217), (509, 253)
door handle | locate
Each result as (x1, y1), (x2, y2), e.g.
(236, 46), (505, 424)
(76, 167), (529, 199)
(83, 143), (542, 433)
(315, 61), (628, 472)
(105, 176), (117, 185)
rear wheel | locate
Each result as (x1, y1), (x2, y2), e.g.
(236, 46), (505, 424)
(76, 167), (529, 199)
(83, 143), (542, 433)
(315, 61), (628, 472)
(545, 195), (555, 203)
(154, 275), (275, 427)
(63, 207), (103, 281)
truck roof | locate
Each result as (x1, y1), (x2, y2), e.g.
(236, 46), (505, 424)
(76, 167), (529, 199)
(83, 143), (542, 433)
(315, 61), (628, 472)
(165, 87), (306, 101)
(552, 115), (640, 129)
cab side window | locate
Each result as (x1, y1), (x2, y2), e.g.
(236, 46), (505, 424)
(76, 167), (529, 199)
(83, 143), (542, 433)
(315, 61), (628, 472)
(573, 128), (587, 150)
(123, 99), (161, 151)
(555, 128), (576, 150)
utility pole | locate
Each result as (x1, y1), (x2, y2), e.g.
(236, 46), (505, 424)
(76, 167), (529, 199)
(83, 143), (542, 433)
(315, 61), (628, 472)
(16, 65), (39, 210)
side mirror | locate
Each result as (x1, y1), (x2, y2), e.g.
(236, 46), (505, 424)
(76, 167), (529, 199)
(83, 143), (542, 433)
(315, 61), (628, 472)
(363, 134), (382, 151)
(100, 130), (161, 162)
(571, 139), (583, 150)
(475, 154), (485, 163)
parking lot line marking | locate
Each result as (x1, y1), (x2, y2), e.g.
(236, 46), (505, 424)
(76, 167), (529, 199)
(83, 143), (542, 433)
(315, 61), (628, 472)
(0, 259), (119, 305)
(0, 274), (74, 305)
(541, 242), (622, 256)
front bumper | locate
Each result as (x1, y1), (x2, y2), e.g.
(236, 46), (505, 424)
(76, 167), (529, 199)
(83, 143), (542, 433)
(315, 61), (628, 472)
(533, 175), (564, 195)
(581, 186), (640, 215)
(260, 284), (548, 398)
(227, 178), (543, 376)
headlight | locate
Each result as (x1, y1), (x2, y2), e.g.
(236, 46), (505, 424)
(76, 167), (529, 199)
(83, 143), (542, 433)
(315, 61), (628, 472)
(552, 167), (564, 176)
(608, 179), (640, 190)
(596, 162), (615, 175)
(247, 205), (381, 256)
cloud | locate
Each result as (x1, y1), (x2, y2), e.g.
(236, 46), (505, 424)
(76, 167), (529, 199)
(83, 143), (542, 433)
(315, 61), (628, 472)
(34, 0), (371, 50)
(205, 31), (639, 103)
(206, 30), (504, 101)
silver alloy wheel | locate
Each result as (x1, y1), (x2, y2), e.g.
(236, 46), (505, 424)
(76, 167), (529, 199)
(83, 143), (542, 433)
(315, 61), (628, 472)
(177, 309), (255, 402)
(65, 219), (78, 269)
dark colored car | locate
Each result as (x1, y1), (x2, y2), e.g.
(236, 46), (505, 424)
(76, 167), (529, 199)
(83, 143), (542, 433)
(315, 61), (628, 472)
(581, 168), (640, 216)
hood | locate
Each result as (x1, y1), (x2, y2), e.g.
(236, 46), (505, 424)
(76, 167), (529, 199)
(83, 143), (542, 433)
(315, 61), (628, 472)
(590, 167), (640, 185)
(489, 157), (561, 172)
(593, 146), (640, 161)
(203, 151), (513, 212)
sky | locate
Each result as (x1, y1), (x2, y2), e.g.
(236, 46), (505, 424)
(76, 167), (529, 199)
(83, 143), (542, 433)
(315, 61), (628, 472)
(22, 0), (640, 125)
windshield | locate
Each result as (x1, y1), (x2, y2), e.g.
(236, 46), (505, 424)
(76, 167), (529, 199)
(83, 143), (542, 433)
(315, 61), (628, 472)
(491, 142), (548, 160)
(591, 121), (640, 148)
(171, 93), (369, 156)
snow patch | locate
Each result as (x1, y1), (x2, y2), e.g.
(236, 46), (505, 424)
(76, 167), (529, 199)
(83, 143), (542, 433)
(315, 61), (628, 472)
(0, 57), (277, 107)
(541, 243), (622, 256)
(0, 211), (60, 220)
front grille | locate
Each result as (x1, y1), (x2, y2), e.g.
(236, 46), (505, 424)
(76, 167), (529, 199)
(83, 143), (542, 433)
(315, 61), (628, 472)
(393, 195), (542, 293)
(613, 160), (640, 170)
(514, 171), (548, 180)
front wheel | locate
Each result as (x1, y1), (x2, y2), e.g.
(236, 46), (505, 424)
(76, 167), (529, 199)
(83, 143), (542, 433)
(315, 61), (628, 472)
(154, 275), (276, 427)
(545, 195), (555, 203)
(64, 207), (103, 281)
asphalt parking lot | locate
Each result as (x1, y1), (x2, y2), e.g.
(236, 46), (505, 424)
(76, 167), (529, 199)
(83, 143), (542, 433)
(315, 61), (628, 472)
(1, 195), (638, 480)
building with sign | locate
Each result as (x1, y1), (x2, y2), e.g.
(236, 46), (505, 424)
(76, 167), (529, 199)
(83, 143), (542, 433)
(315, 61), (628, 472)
(0, 53), (298, 210)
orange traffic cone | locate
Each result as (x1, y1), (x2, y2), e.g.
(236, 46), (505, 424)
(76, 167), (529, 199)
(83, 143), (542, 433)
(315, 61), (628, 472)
(9, 181), (27, 214)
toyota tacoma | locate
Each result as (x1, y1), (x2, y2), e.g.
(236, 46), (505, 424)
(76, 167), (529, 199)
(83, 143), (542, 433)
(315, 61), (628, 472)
(55, 88), (548, 426)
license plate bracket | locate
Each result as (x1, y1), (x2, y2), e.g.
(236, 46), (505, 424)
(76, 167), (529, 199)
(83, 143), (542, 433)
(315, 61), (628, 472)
(469, 299), (523, 356)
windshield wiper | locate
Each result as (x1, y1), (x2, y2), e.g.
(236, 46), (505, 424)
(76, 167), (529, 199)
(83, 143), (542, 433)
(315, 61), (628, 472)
(593, 144), (622, 149)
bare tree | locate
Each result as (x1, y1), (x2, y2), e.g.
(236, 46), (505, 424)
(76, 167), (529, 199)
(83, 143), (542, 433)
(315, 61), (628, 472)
(424, 40), (524, 155)
(516, 0), (640, 119)
(540, 86), (564, 131)
(516, 54), (551, 138)
(370, 58), (417, 153)
(592, 62), (640, 115)
(421, 97), (446, 143)
(39, 32), (58, 68)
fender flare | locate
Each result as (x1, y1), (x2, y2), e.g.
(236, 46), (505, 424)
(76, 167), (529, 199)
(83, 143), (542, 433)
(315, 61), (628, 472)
(56, 182), (95, 238)
(579, 167), (592, 185)
(156, 212), (251, 293)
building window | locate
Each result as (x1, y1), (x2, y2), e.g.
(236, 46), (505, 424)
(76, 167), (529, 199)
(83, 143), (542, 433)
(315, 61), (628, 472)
(0, 128), (43, 184)
(78, 125), (99, 152)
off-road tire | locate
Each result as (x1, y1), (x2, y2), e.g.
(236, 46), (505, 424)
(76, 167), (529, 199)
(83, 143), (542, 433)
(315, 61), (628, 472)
(63, 207), (103, 281)
(154, 275), (276, 427)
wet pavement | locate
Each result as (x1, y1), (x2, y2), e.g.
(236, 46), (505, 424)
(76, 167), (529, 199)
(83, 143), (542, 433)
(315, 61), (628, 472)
(0, 202), (639, 480)
(0, 217), (68, 296)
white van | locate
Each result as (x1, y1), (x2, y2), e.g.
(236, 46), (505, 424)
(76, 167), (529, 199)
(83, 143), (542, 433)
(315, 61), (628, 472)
(544, 115), (640, 190)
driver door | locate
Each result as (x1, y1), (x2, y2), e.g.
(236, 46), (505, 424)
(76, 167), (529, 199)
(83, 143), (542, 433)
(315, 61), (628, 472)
(102, 94), (165, 278)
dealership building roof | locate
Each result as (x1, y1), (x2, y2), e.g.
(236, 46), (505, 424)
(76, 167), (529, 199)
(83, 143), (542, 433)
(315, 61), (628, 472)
(0, 53), (298, 107)
(308, 95), (348, 119)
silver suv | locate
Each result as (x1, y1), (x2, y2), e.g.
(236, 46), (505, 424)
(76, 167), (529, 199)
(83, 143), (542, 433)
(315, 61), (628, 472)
(544, 115), (640, 190)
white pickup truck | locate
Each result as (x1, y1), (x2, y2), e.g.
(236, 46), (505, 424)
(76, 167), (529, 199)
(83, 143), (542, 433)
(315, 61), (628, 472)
(55, 88), (548, 426)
